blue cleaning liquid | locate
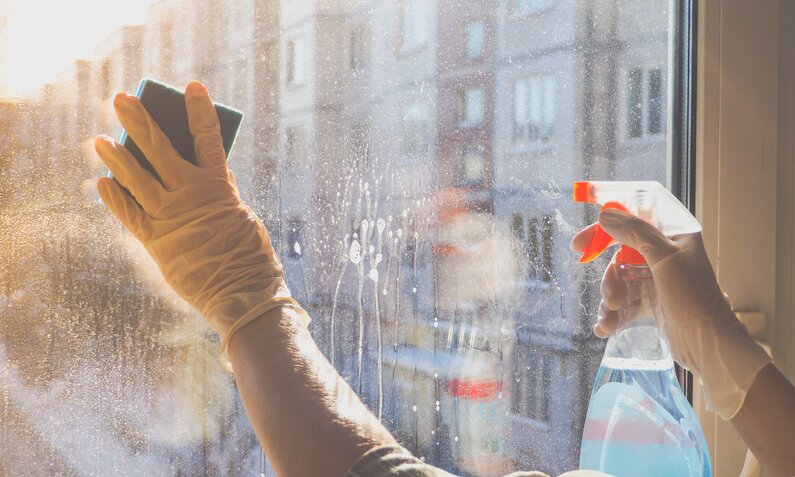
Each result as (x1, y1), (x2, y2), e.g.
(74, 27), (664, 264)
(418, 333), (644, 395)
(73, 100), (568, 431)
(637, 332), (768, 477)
(579, 357), (711, 477)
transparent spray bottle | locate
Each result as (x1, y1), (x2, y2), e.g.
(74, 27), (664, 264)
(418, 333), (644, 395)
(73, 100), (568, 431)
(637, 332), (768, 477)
(574, 181), (712, 477)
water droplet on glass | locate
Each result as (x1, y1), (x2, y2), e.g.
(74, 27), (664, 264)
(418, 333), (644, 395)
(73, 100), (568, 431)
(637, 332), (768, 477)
(375, 253), (382, 264)
(454, 436), (459, 442)
(397, 228), (403, 238)
(377, 218), (386, 234)
(412, 287), (417, 293)
(412, 405), (418, 412)
(349, 240), (362, 264)
(368, 268), (379, 283)
(368, 244), (374, 254)
(294, 242), (301, 256)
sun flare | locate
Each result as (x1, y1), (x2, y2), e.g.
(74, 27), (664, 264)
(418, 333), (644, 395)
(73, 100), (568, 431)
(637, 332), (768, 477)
(0, 0), (155, 98)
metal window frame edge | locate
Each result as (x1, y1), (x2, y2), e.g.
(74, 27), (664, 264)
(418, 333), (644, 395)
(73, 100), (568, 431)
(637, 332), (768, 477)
(668, 0), (698, 402)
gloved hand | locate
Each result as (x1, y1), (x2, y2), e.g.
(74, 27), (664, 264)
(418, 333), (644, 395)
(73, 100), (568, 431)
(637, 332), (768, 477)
(572, 208), (771, 419)
(94, 81), (309, 365)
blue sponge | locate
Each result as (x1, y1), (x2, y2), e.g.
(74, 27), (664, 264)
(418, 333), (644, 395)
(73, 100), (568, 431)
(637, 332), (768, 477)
(118, 78), (243, 181)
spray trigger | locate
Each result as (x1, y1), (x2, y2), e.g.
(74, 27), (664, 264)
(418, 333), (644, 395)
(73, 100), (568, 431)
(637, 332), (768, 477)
(578, 202), (645, 265)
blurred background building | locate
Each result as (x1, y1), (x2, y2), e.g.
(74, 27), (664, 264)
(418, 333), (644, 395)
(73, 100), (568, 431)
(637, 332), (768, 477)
(0, 0), (669, 475)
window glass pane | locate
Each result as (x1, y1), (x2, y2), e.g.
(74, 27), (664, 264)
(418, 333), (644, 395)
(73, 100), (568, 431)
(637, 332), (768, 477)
(466, 20), (486, 59)
(401, 0), (430, 53)
(0, 1), (675, 475)
(462, 87), (485, 127)
(647, 68), (664, 135)
(627, 68), (644, 138)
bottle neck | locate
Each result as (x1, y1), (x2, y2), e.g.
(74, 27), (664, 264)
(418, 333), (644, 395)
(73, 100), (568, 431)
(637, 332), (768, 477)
(602, 264), (674, 366)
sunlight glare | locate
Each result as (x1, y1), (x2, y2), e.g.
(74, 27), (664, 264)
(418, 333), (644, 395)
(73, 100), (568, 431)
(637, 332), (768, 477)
(1, 0), (156, 98)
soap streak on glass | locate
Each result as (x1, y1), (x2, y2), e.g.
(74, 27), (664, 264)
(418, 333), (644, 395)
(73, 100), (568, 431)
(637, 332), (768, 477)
(0, 0), (673, 475)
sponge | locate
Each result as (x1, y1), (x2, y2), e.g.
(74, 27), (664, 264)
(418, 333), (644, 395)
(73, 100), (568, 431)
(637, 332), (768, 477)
(118, 78), (243, 180)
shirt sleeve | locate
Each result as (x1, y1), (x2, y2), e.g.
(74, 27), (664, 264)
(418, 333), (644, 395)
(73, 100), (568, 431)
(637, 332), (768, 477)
(345, 445), (552, 477)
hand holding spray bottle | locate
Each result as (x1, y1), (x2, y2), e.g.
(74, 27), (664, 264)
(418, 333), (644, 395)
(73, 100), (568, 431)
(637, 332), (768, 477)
(574, 181), (712, 477)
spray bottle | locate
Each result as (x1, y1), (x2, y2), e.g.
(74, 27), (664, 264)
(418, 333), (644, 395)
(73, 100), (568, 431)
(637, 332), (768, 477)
(574, 181), (712, 477)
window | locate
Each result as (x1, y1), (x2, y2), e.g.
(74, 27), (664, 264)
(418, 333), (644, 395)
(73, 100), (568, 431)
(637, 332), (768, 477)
(350, 26), (368, 72)
(100, 59), (112, 100)
(287, 216), (304, 258)
(465, 20), (485, 59)
(512, 0), (554, 16)
(460, 145), (485, 185)
(287, 38), (306, 85)
(513, 76), (556, 144)
(511, 350), (552, 422)
(400, 0), (430, 53)
(459, 87), (485, 128)
(400, 101), (430, 161)
(284, 126), (302, 168)
(512, 214), (554, 282)
(1, 1), (682, 476)
(349, 121), (371, 167)
(626, 67), (666, 138)
(647, 68), (664, 135)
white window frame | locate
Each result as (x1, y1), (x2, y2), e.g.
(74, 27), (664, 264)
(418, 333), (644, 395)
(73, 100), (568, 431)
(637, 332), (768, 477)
(695, 1), (793, 474)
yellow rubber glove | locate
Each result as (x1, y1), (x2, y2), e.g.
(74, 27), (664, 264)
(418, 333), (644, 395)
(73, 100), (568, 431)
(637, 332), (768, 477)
(95, 81), (309, 365)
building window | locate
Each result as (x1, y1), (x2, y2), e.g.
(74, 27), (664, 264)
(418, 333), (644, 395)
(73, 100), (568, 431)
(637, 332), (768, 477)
(284, 126), (302, 168)
(400, 101), (430, 161)
(287, 216), (304, 258)
(350, 26), (368, 72)
(512, 0), (554, 16)
(627, 67), (666, 138)
(465, 20), (485, 59)
(513, 76), (556, 144)
(349, 121), (371, 167)
(647, 68), (664, 135)
(287, 38), (306, 86)
(460, 144), (485, 185)
(512, 214), (554, 282)
(459, 87), (485, 128)
(100, 60), (112, 100)
(511, 349), (552, 422)
(400, 0), (430, 53)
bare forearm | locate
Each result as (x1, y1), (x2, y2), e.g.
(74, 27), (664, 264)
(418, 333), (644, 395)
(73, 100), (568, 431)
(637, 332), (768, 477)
(228, 307), (397, 477)
(731, 363), (795, 477)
